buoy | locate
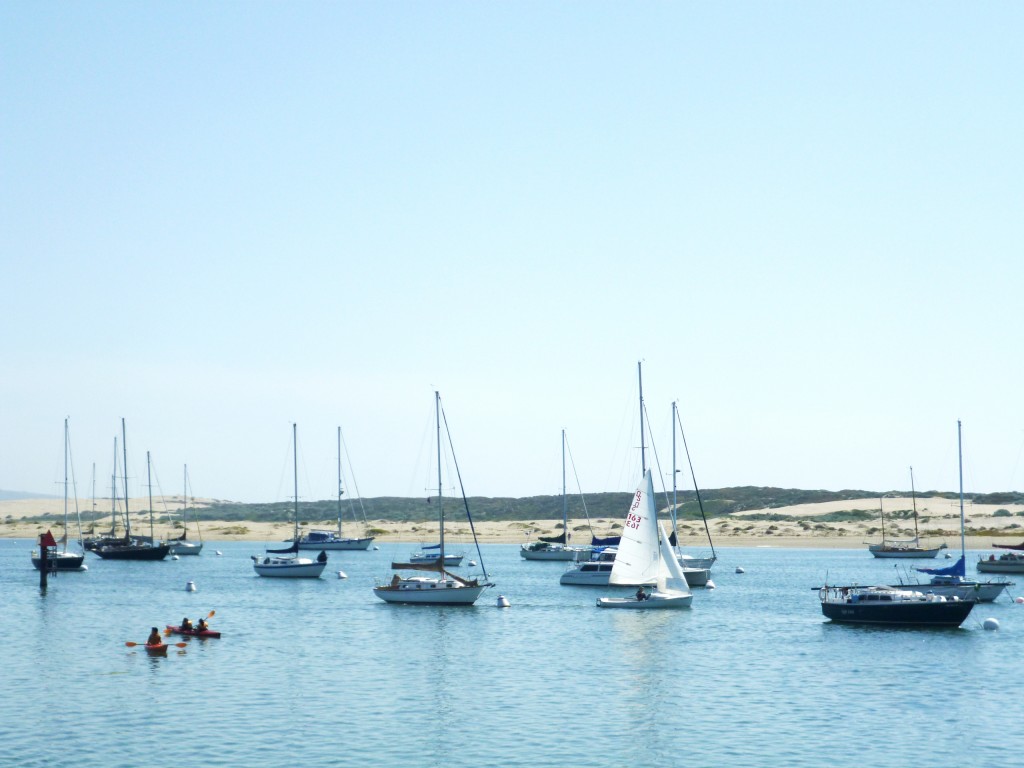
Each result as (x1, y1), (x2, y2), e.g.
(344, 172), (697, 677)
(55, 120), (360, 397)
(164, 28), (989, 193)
(215, 550), (223, 556)
(469, 560), (477, 566)
(983, 618), (1000, 631)
(1015, 596), (1024, 604)
(171, 554), (179, 561)
(80, 564), (88, 571)
(735, 566), (745, 574)
(496, 595), (510, 608)
(944, 552), (952, 559)
(337, 570), (347, 579)
(706, 580), (716, 589)
(185, 581), (196, 592)
(373, 545), (379, 550)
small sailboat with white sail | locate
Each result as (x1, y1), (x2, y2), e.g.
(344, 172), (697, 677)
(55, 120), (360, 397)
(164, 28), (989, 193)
(31, 418), (86, 572)
(597, 469), (693, 609)
(251, 424), (327, 578)
(296, 426), (375, 551)
(521, 429), (592, 561)
(373, 391), (493, 605)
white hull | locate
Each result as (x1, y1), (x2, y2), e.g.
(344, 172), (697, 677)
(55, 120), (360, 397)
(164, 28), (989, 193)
(890, 580), (1009, 602)
(297, 537), (374, 551)
(561, 563), (708, 587)
(520, 545), (589, 561)
(409, 553), (464, 566)
(170, 541), (203, 556)
(977, 556), (1024, 574)
(597, 591), (693, 609)
(868, 542), (946, 559)
(252, 555), (326, 578)
(373, 578), (487, 605)
(678, 554), (716, 570)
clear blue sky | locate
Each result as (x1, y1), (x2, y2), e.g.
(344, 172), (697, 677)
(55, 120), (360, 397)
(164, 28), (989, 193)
(2, 3), (1022, 503)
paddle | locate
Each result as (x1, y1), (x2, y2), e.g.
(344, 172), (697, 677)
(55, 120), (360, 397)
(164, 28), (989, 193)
(125, 641), (187, 648)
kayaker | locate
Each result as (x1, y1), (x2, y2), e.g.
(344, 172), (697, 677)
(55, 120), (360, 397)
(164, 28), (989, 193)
(146, 627), (162, 646)
(181, 617), (194, 631)
(196, 617), (208, 633)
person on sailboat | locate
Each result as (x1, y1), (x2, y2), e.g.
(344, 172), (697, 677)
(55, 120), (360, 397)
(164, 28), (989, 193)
(635, 587), (648, 601)
(181, 617), (194, 631)
(147, 627), (162, 646)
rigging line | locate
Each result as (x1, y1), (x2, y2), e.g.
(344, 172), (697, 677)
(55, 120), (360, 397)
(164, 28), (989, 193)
(439, 399), (490, 582)
(674, 405), (716, 559)
(339, 426), (369, 523)
(563, 434), (594, 535)
(66, 419), (83, 543)
(640, 398), (668, 502)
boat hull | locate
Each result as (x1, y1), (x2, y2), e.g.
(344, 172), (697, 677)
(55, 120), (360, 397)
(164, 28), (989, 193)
(296, 537), (374, 551)
(889, 580), (1010, 602)
(373, 579), (488, 605)
(868, 544), (946, 559)
(520, 544), (590, 561)
(169, 541), (203, 556)
(977, 558), (1024, 574)
(94, 543), (171, 560)
(821, 599), (974, 626)
(597, 592), (693, 609)
(561, 563), (708, 587)
(144, 643), (169, 656)
(408, 553), (464, 566)
(31, 551), (86, 571)
(252, 556), (327, 578)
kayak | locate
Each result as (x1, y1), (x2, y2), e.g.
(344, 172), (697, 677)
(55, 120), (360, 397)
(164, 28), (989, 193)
(166, 624), (221, 639)
(145, 643), (169, 656)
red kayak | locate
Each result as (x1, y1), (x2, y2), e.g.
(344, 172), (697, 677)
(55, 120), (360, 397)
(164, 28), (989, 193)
(145, 643), (169, 656)
(166, 624), (221, 639)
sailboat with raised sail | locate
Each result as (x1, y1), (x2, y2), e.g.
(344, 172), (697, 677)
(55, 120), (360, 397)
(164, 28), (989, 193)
(296, 427), (374, 551)
(31, 418), (86, 571)
(868, 467), (947, 558)
(252, 424), (328, 578)
(521, 430), (591, 561)
(169, 465), (203, 556)
(373, 391), (493, 605)
(597, 470), (693, 609)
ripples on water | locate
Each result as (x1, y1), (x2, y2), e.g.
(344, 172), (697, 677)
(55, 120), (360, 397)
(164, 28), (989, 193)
(3, 540), (1022, 767)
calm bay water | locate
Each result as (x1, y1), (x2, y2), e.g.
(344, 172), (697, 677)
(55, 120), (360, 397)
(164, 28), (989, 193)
(3, 539), (1023, 767)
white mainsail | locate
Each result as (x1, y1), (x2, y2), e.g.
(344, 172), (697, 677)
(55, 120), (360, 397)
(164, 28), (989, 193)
(609, 470), (661, 586)
(659, 521), (693, 596)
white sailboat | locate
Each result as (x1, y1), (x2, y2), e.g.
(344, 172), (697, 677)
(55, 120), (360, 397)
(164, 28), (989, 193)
(296, 426), (375, 551)
(31, 418), (86, 572)
(373, 391), (493, 605)
(169, 464), (203, 555)
(597, 470), (693, 609)
(251, 424), (328, 578)
(867, 468), (947, 558)
(521, 430), (592, 561)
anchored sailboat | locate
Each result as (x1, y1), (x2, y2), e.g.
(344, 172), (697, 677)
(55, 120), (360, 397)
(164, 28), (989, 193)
(169, 465), (203, 556)
(867, 468), (947, 559)
(31, 418), (86, 572)
(373, 391), (493, 605)
(520, 430), (592, 561)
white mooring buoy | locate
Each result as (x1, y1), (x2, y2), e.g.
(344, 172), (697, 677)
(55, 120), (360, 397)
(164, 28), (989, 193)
(373, 545), (379, 550)
(469, 560), (477, 567)
(337, 570), (347, 579)
(983, 618), (1000, 631)
(496, 595), (510, 608)
(171, 554), (179, 560)
(735, 566), (745, 574)
(1015, 596), (1024, 604)
(185, 580), (196, 592)
(215, 550), (223, 556)
(706, 580), (716, 589)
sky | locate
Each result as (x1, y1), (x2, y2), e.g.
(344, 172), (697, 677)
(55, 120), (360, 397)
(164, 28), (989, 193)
(2, 3), (1022, 504)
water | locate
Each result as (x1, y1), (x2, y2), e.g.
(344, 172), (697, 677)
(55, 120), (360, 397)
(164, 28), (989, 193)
(3, 540), (1023, 767)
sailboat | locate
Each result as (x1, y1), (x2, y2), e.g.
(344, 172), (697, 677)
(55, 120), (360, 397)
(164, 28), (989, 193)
(31, 418), (86, 571)
(521, 430), (591, 561)
(169, 465), (203, 556)
(819, 422), (975, 627)
(251, 424), (328, 578)
(94, 421), (170, 561)
(296, 427), (374, 551)
(373, 391), (493, 605)
(667, 400), (713, 584)
(867, 468), (947, 558)
(597, 470), (693, 609)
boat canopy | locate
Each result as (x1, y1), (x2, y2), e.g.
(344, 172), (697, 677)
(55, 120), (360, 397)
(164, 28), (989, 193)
(267, 541), (300, 555)
(591, 534), (621, 546)
(539, 532), (567, 544)
(917, 556), (966, 578)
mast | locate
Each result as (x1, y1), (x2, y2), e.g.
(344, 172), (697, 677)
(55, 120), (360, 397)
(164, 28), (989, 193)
(561, 429), (567, 544)
(671, 402), (679, 542)
(293, 423), (299, 541)
(638, 361), (646, 475)
(147, 451), (154, 541)
(62, 417), (69, 553)
(122, 419), (130, 538)
(342, 430), (350, 536)
(436, 392), (444, 565)
(111, 438), (118, 537)
(879, 497), (885, 544)
(957, 420), (966, 558)
(182, 464), (187, 539)
(909, 466), (920, 544)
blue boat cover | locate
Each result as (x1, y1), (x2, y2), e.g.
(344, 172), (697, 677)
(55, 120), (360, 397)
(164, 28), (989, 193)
(267, 540), (299, 554)
(539, 533), (567, 544)
(917, 555), (966, 577)
(591, 534), (621, 546)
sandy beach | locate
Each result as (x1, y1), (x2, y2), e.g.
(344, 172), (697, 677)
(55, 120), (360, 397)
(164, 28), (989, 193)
(3, 495), (1023, 551)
